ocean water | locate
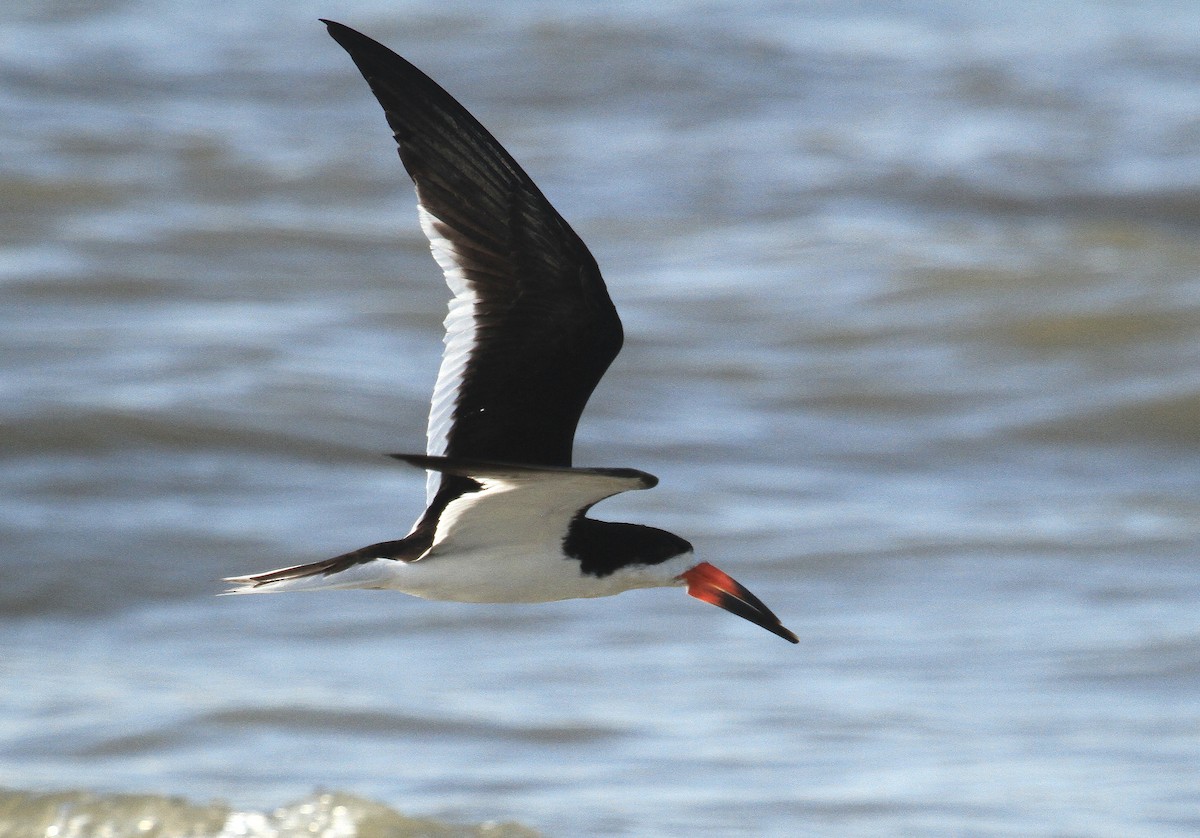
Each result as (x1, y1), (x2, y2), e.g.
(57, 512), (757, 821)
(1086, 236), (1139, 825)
(3, 1), (1200, 836)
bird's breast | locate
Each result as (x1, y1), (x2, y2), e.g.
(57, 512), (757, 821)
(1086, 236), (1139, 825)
(376, 545), (691, 603)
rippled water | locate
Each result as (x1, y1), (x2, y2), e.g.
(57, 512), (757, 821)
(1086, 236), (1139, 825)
(4, 1), (1200, 836)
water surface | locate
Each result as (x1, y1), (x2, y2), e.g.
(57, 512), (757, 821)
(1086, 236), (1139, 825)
(3, 1), (1199, 836)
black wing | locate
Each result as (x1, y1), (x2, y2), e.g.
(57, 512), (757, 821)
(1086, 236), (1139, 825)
(323, 21), (624, 499)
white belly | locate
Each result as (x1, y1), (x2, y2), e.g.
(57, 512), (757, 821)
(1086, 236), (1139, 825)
(371, 546), (694, 603)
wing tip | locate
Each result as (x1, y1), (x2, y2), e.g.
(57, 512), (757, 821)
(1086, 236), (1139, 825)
(320, 18), (351, 37)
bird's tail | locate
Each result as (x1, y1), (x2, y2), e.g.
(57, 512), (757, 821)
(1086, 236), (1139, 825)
(222, 539), (416, 594)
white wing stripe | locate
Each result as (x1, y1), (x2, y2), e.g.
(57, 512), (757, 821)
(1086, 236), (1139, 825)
(419, 203), (479, 505)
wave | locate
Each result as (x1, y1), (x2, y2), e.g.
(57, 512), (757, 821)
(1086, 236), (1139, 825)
(0, 788), (539, 838)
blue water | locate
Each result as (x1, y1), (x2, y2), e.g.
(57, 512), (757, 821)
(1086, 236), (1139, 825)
(3, 1), (1200, 836)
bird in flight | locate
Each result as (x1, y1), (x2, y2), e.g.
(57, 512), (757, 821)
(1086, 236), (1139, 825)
(224, 20), (798, 644)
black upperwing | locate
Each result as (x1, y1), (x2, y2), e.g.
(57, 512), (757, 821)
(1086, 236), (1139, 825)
(323, 20), (624, 483)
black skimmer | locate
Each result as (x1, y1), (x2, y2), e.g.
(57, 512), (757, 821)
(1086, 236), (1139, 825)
(224, 20), (798, 644)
